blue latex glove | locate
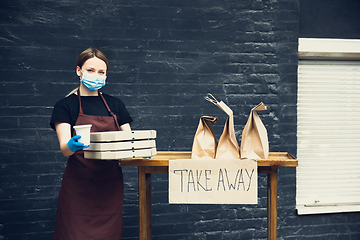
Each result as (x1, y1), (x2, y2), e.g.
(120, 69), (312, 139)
(68, 135), (89, 152)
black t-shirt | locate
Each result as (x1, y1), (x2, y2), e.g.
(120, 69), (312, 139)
(50, 93), (133, 130)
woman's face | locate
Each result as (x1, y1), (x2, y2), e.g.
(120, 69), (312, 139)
(76, 56), (107, 78)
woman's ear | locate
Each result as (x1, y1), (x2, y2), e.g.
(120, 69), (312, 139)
(76, 66), (81, 77)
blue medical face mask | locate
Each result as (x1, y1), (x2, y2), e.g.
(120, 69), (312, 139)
(80, 70), (107, 92)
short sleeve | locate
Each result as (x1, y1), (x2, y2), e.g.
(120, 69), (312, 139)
(115, 100), (133, 126)
(49, 98), (73, 130)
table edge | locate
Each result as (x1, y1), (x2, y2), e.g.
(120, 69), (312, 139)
(119, 151), (298, 167)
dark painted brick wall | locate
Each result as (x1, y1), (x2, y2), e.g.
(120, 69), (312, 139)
(299, 0), (360, 39)
(0, 0), (359, 239)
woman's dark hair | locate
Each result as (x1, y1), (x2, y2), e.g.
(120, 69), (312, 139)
(76, 48), (109, 70)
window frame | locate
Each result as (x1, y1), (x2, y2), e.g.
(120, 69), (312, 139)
(296, 38), (360, 215)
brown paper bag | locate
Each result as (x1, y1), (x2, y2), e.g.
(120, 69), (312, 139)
(241, 102), (269, 159)
(191, 116), (218, 159)
(205, 94), (240, 159)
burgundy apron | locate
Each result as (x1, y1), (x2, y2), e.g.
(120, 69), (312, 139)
(54, 89), (124, 240)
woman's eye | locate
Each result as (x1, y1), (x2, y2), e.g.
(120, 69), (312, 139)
(87, 69), (94, 73)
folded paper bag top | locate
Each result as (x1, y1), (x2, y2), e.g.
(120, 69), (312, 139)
(240, 102), (269, 160)
(205, 93), (240, 159)
(191, 116), (218, 159)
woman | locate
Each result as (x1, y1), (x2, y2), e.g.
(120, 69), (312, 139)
(50, 48), (133, 239)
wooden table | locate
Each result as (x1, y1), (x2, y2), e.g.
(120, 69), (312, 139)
(119, 151), (297, 240)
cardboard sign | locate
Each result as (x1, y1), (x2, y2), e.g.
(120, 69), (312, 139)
(169, 159), (257, 204)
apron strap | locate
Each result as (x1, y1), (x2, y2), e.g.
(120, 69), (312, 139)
(76, 88), (121, 131)
(98, 92), (121, 131)
(76, 88), (84, 114)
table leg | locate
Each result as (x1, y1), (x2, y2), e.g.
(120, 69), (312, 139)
(138, 167), (152, 240)
(267, 166), (278, 240)
(146, 171), (152, 239)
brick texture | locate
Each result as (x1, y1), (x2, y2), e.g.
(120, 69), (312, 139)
(1, 0), (360, 239)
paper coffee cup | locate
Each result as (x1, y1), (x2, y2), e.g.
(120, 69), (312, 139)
(73, 124), (92, 146)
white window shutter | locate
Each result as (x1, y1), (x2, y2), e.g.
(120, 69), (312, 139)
(297, 60), (360, 215)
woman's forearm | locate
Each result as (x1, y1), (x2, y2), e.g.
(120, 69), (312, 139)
(55, 122), (74, 157)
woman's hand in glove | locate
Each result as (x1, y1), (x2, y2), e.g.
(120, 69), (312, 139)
(68, 135), (90, 152)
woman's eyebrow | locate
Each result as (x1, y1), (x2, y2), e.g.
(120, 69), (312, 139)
(85, 67), (105, 70)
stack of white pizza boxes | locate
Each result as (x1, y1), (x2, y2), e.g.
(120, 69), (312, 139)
(84, 130), (157, 160)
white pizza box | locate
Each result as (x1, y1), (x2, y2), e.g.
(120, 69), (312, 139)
(84, 148), (157, 160)
(90, 130), (156, 142)
(86, 139), (156, 151)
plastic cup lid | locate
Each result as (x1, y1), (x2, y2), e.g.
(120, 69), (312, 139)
(73, 124), (92, 129)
